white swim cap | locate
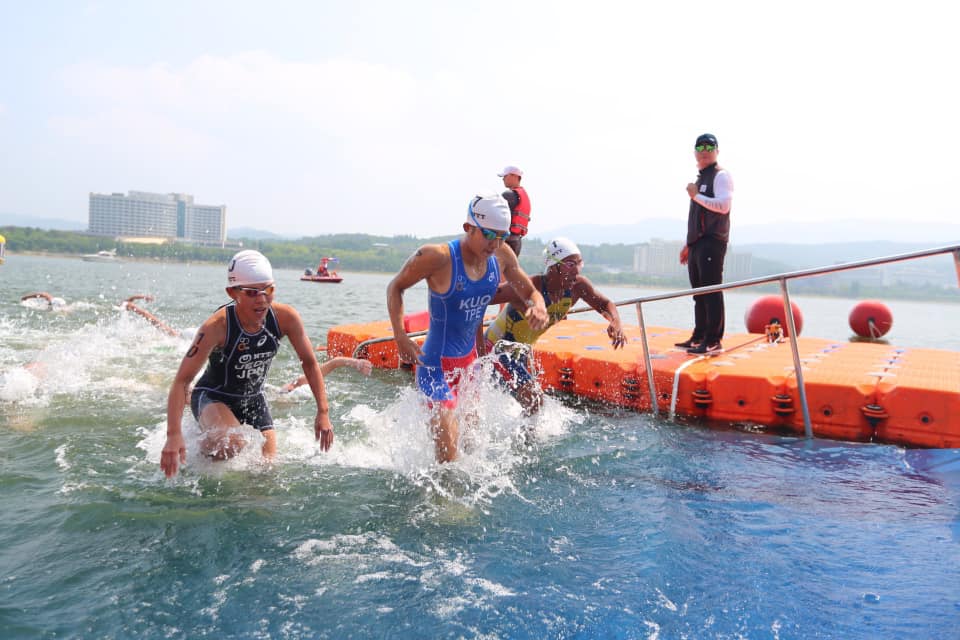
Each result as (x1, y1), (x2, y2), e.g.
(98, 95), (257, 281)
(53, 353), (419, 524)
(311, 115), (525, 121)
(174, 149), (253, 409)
(227, 250), (274, 287)
(543, 237), (581, 270)
(466, 194), (511, 232)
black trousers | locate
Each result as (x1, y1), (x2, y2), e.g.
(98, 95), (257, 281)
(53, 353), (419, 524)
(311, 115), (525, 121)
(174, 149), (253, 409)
(687, 237), (727, 344)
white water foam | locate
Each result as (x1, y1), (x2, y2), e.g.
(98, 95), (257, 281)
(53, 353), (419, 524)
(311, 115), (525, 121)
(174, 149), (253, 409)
(291, 531), (516, 621)
(136, 355), (582, 508)
(0, 310), (187, 406)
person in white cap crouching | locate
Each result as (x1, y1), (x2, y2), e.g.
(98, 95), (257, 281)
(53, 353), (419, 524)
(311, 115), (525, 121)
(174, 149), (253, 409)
(387, 194), (549, 463)
(160, 250), (334, 478)
(480, 237), (626, 414)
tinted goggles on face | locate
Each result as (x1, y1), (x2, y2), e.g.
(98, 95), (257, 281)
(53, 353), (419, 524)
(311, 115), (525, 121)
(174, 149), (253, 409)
(695, 144), (717, 152)
(234, 284), (276, 297)
(477, 226), (509, 241)
(549, 255), (584, 270)
(468, 209), (509, 241)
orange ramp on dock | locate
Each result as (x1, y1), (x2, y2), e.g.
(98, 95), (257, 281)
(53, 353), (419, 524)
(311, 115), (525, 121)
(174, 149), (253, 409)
(326, 317), (960, 448)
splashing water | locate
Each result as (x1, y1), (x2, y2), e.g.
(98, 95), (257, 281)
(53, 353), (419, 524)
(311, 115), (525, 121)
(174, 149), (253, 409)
(136, 353), (581, 512)
(4, 257), (959, 639)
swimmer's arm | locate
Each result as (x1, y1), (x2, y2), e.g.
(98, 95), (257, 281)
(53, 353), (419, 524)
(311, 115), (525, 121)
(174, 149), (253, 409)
(574, 277), (626, 349)
(278, 303), (334, 451)
(496, 244), (548, 330)
(387, 245), (447, 363)
(489, 280), (528, 306)
(161, 311), (224, 478)
(480, 277), (537, 355)
(126, 302), (178, 337)
(282, 357), (372, 392)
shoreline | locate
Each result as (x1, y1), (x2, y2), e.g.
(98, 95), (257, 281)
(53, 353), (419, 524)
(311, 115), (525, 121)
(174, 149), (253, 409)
(6, 251), (958, 304)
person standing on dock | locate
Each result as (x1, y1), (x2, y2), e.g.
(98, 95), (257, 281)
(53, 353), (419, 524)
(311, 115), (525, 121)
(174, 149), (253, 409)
(387, 193), (548, 463)
(499, 165), (532, 256)
(480, 237), (626, 414)
(160, 250), (334, 478)
(677, 133), (734, 355)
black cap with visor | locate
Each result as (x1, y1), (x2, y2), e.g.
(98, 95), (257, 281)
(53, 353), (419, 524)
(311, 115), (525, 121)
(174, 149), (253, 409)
(695, 133), (718, 147)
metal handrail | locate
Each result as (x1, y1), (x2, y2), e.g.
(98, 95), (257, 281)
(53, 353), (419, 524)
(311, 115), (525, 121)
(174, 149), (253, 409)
(354, 244), (960, 439)
(600, 243), (960, 437)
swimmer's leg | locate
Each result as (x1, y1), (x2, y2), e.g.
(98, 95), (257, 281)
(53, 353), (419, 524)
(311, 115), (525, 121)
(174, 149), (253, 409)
(516, 380), (544, 416)
(198, 401), (248, 460)
(431, 404), (459, 464)
(261, 428), (277, 458)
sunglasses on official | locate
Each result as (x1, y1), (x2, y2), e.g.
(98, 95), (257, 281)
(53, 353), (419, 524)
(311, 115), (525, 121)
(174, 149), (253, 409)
(233, 284), (276, 297)
(695, 144), (717, 152)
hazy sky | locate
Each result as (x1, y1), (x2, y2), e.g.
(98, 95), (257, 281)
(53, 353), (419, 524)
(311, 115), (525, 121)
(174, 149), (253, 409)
(1, 1), (955, 240)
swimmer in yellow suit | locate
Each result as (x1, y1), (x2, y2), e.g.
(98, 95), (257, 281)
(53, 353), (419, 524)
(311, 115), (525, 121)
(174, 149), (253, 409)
(480, 237), (625, 414)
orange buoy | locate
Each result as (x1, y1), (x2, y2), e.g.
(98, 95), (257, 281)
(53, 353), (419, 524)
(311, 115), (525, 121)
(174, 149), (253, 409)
(849, 300), (893, 338)
(744, 295), (803, 336)
(403, 310), (430, 333)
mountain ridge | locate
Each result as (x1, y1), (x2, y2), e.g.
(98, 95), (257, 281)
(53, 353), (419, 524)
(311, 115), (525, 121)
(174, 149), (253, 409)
(5, 212), (958, 251)
(531, 218), (960, 247)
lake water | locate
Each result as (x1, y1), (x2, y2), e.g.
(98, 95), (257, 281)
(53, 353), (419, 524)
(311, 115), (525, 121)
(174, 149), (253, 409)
(1, 254), (959, 639)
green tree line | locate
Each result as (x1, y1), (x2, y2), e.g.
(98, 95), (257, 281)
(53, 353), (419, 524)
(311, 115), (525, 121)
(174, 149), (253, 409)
(3, 225), (956, 302)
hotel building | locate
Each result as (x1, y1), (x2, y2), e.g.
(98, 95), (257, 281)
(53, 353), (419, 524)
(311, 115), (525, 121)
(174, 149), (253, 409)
(88, 191), (226, 246)
(634, 239), (753, 281)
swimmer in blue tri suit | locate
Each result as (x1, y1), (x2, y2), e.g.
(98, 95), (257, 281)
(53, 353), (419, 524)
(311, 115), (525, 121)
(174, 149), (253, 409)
(387, 193), (549, 463)
(160, 250), (334, 478)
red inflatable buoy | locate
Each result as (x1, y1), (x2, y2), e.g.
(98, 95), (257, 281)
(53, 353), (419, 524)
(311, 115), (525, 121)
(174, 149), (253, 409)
(403, 310), (431, 334)
(744, 295), (804, 337)
(848, 300), (893, 338)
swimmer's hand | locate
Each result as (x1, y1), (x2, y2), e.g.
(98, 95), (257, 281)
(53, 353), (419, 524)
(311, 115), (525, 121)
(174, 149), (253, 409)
(160, 433), (187, 478)
(351, 359), (373, 376)
(396, 335), (423, 366)
(525, 303), (549, 332)
(608, 323), (626, 350)
(315, 412), (334, 451)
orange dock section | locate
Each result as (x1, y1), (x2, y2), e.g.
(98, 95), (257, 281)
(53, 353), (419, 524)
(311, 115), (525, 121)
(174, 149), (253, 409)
(326, 317), (960, 449)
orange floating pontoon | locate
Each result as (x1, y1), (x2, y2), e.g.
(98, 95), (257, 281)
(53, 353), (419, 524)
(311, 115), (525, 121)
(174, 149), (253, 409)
(326, 317), (960, 448)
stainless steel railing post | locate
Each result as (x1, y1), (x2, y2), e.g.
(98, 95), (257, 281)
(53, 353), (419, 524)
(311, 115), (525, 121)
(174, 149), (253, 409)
(779, 278), (813, 439)
(636, 301), (658, 416)
(954, 249), (960, 287)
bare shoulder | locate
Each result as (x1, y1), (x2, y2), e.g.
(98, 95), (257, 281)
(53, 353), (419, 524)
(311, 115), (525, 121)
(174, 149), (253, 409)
(494, 243), (520, 269)
(414, 243), (450, 265)
(399, 243), (450, 276)
(200, 306), (229, 334)
(572, 274), (601, 297)
(187, 306), (228, 352)
(573, 275), (612, 308)
(573, 274), (595, 291)
(271, 302), (305, 330)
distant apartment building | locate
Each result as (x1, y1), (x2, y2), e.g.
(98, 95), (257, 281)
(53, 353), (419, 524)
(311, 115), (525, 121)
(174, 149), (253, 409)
(88, 191), (226, 246)
(633, 239), (753, 281)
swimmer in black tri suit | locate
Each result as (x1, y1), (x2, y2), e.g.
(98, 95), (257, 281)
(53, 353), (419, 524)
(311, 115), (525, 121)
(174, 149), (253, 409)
(160, 250), (334, 478)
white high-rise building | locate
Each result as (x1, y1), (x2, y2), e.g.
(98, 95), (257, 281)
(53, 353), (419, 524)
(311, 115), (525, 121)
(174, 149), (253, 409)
(88, 191), (226, 246)
(634, 239), (753, 281)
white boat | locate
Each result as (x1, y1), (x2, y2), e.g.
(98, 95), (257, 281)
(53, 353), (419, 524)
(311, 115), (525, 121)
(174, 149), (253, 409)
(82, 249), (121, 263)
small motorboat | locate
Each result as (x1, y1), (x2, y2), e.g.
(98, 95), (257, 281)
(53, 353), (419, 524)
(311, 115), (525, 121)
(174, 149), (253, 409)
(301, 257), (343, 283)
(82, 249), (121, 263)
